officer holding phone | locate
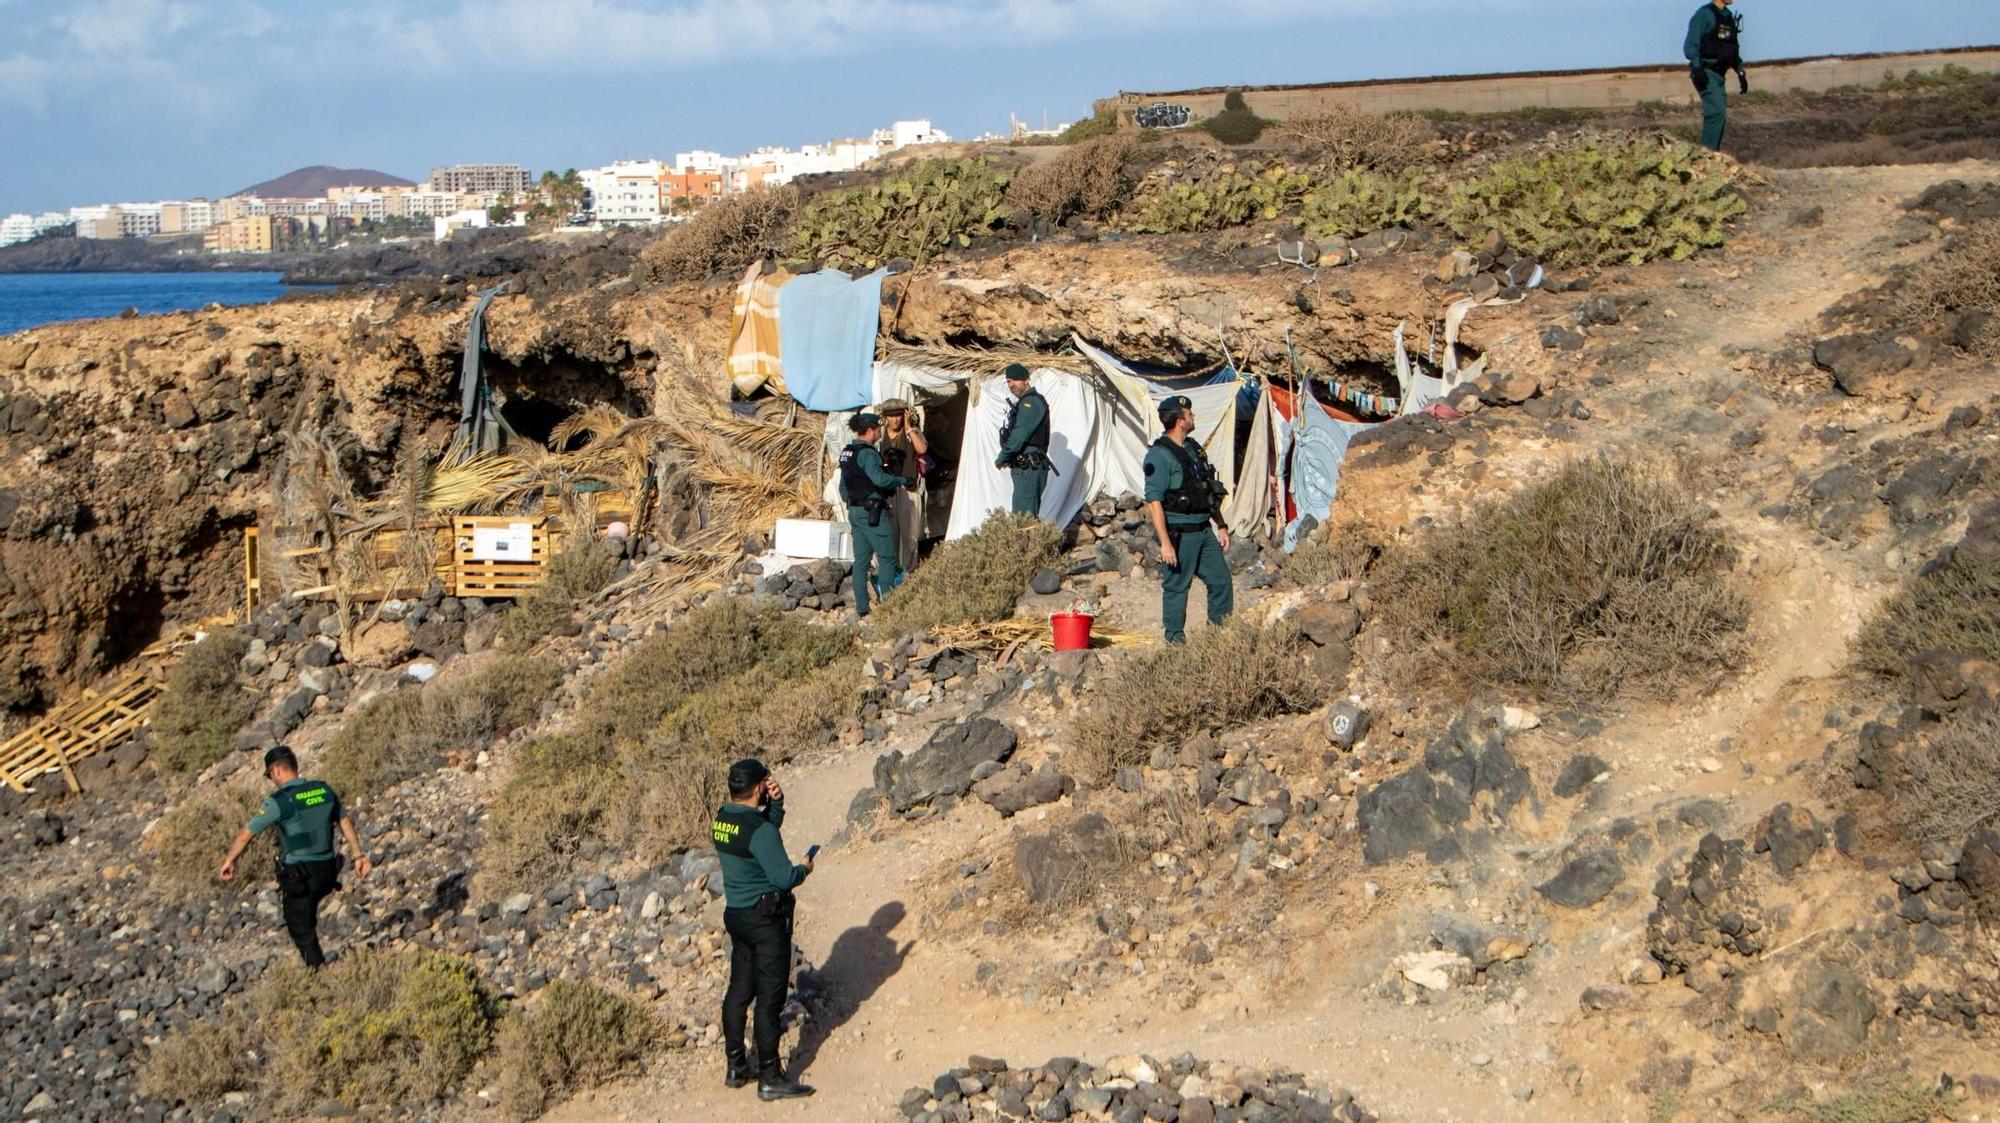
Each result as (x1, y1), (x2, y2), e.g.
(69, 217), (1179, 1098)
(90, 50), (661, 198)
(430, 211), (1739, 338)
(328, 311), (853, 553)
(711, 758), (816, 1100)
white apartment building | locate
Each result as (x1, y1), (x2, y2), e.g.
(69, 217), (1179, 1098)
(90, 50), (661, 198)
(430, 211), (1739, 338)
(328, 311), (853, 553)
(68, 205), (115, 237)
(584, 160), (667, 225)
(880, 119), (951, 148)
(0, 214), (35, 246)
(118, 203), (164, 238)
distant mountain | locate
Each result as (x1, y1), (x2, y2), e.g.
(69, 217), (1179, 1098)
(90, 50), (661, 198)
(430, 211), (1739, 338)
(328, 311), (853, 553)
(229, 166), (415, 199)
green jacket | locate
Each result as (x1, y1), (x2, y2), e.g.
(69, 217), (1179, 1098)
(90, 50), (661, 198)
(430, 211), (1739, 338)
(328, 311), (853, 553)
(1143, 438), (1219, 527)
(1685, 4), (1743, 68)
(247, 778), (344, 864)
(711, 800), (808, 908)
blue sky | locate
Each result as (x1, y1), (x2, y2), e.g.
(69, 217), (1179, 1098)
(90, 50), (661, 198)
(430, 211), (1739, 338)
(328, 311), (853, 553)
(4, 0), (1997, 214)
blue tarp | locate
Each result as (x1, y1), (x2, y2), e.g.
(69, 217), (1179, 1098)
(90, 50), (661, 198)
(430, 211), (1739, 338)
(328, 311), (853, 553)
(778, 268), (885, 411)
(1283, 393), (1376, 551)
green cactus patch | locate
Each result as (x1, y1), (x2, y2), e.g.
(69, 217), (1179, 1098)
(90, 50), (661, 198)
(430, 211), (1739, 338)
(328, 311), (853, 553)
(1301, 169), (1434, 239)
(1126, 162), (1318, 234)
(793, 157), (1010, 269)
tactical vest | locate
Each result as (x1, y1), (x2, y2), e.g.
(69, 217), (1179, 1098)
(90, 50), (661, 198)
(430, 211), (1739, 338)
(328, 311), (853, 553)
(1155, 436), (1226, 518)
(837, 441), (893, 508)
(1000, 390), (1051, 455)
(711, 803), (765, 860)
(273, 778), (340, 861)
(1699, 8), (1741, 69)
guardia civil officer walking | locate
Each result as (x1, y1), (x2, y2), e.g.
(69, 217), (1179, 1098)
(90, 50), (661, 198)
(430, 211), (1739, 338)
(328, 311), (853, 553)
(995, 363), (1052, 517)
(1144, 394), (1235, 644)
(216, 746), (373, 967)
(839, 412), (916, 617)
(1685, 0), (1748, 151)
(712, 758), (815, 1100)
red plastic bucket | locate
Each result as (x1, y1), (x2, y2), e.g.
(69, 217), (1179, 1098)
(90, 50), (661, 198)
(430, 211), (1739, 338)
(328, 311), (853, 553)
(1050, 612), (1094, 652)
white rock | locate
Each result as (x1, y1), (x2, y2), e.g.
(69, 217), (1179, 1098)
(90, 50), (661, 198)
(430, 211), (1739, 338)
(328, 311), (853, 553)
(1500, 706), (1540, 732)
(1396, 950), (1475, 992)
(640, 891), (666, 920)
(405, 661), (440, 683)
(1471, 1053), (1493, 1067)
(1697, 757), (1723, 774)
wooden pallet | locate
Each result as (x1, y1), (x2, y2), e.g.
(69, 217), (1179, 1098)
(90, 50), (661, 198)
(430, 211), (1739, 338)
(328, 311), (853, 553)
(452, 515), (552, 599)
(0, 670), (162, 795)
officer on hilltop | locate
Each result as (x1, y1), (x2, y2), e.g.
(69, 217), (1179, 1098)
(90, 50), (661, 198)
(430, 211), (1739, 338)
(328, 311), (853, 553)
(712, 758), (815, 1101)
(996, 363), (1053, 517)
(1144, 394), (1235, 644)
(1685, 0), (1748, 151)
(216, 746), (373, 967)
(839, 412), (916, 618)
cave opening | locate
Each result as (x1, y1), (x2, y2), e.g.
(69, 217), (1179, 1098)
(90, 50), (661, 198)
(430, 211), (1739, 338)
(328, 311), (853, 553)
(481, 353), (649, 450)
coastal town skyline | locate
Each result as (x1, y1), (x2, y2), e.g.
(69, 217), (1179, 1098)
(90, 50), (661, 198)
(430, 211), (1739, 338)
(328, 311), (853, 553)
(5, 0), (1998, 216)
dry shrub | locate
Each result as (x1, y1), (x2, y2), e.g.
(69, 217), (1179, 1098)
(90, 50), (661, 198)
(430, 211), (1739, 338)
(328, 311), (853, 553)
(479, 736), (621, 896)
(497, 979), (666, 1120)
(874, 512), (1061, 636)
(323, 655), (562, 799)
(1887, 220), (2000, 352)
(152, 632), (257, 774)
(1279, 106), (1435, 173)
(639, 185), (801, 283)
(1853, 551), (2000, 679)
(499, 548), (620, 650)
(1279, 520), (1380, 589)
(1069, 618), (1323, 782)
(256, 949), (497, 1113)
(1374, 458), (1749, 702)
(1897, 709), (2000, 842)
(1007, 136), (1137, 226)
(139, 1013), (255, 1106)
(146, 784), (273, 897)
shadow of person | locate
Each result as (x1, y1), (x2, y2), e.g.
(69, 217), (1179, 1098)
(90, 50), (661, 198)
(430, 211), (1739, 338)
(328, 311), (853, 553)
(789, 901), (913, 1079)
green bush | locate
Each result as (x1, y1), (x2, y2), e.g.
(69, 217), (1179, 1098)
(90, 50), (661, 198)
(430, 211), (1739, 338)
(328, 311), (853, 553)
(478, 736), (622, 896)
(874, 511), (1062, 635)
(639, 185), (802, 283)
(257, 949), (498, 1113)
(1853, 550), (2000, 679)
(1126, 162), (1319, 234)
(152, 632), (257, 775)
(1438, 137), (1746, 266)
(499, 547), (619, 650)
(1057, 108), (1118, 144)
(1301, 168), (1432, 238)
(1069, 618), (1323, 781)
(1374, 458), (1749, 702)
(794, 157), (1009, 268)
(139, 1014), (256, 1107)
(1200, 91), (1269, 145)
(498, 980), (667, 1120)
(146, 784), (273, 897)
(323, 654), (562, 799)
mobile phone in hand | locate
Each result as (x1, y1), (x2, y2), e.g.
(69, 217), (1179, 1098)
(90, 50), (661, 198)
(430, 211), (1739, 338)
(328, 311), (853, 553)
(806, 844), (821, 860)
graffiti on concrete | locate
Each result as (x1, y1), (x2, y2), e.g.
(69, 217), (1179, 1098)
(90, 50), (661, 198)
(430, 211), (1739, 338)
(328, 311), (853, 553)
(1134, 102), (1193, 129)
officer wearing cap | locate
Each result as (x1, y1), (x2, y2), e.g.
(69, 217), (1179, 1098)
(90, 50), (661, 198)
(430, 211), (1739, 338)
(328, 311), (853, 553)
(995, 363), (1052, 517)
(838, 412), (916, 617)
(1685, 0), (1748, 151)
(875, 397), (928, 575)
(1143, 394), (1235, 644)
(712, 758), (815, 1100)
(216, 746), (373, 967)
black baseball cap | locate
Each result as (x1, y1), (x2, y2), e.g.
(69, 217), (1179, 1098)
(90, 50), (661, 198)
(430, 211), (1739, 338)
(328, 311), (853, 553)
(1003, 363), (1032, 382)
(727, 757), (770, 796)
(1158, 394), (1193, 422)
(263, 746), (299, 774)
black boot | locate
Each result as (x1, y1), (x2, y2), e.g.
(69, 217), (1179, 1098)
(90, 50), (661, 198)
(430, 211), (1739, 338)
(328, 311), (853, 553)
(757, 1067), (815, 1101)
(724, 1045), (753, 1089)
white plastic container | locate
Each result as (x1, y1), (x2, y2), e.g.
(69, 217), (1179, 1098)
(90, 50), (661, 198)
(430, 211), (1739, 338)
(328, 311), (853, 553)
(773, 518), (854, 561)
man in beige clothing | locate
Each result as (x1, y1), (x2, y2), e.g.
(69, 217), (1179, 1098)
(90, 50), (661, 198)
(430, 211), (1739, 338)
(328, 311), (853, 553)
(874, 398), (928, 577)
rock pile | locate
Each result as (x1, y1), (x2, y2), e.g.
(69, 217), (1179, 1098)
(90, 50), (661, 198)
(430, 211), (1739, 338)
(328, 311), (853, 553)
(897, 1053), (1375, 1123)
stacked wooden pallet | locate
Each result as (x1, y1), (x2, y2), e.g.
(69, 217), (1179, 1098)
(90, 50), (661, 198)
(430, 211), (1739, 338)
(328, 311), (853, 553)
(0, 669), (162, 795)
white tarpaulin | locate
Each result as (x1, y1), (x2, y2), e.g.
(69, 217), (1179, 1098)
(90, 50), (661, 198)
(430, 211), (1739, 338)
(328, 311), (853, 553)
(946, 369), (1142, 538)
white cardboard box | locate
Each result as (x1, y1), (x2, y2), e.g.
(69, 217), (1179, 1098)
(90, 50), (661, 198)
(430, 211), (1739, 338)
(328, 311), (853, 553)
(773, 518), (853, 561)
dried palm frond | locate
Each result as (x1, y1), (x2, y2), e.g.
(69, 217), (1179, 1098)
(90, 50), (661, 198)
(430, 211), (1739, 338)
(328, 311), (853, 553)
(879, 341), (1093, 377)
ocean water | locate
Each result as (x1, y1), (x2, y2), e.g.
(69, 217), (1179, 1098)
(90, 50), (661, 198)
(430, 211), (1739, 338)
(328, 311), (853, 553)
(0, 272), (325, 335)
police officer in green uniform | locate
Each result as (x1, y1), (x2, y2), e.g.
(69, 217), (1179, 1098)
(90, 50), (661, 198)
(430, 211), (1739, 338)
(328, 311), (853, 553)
(995, 363), (1052, 517)
(712, 758), (815, 1100)
(838, 412), (915, 617)
(217, 746), (373, 967)
(1143, 394), (1235, 644)
(1685, 0), (1747, 151)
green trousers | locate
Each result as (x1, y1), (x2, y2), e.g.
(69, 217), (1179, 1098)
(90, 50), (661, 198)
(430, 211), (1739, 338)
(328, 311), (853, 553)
(1009, 467), (1047, 517)
(1161, 523), (1234, 645)
(1699, 74), (1728, 151)
(847, 506), (900, 616)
